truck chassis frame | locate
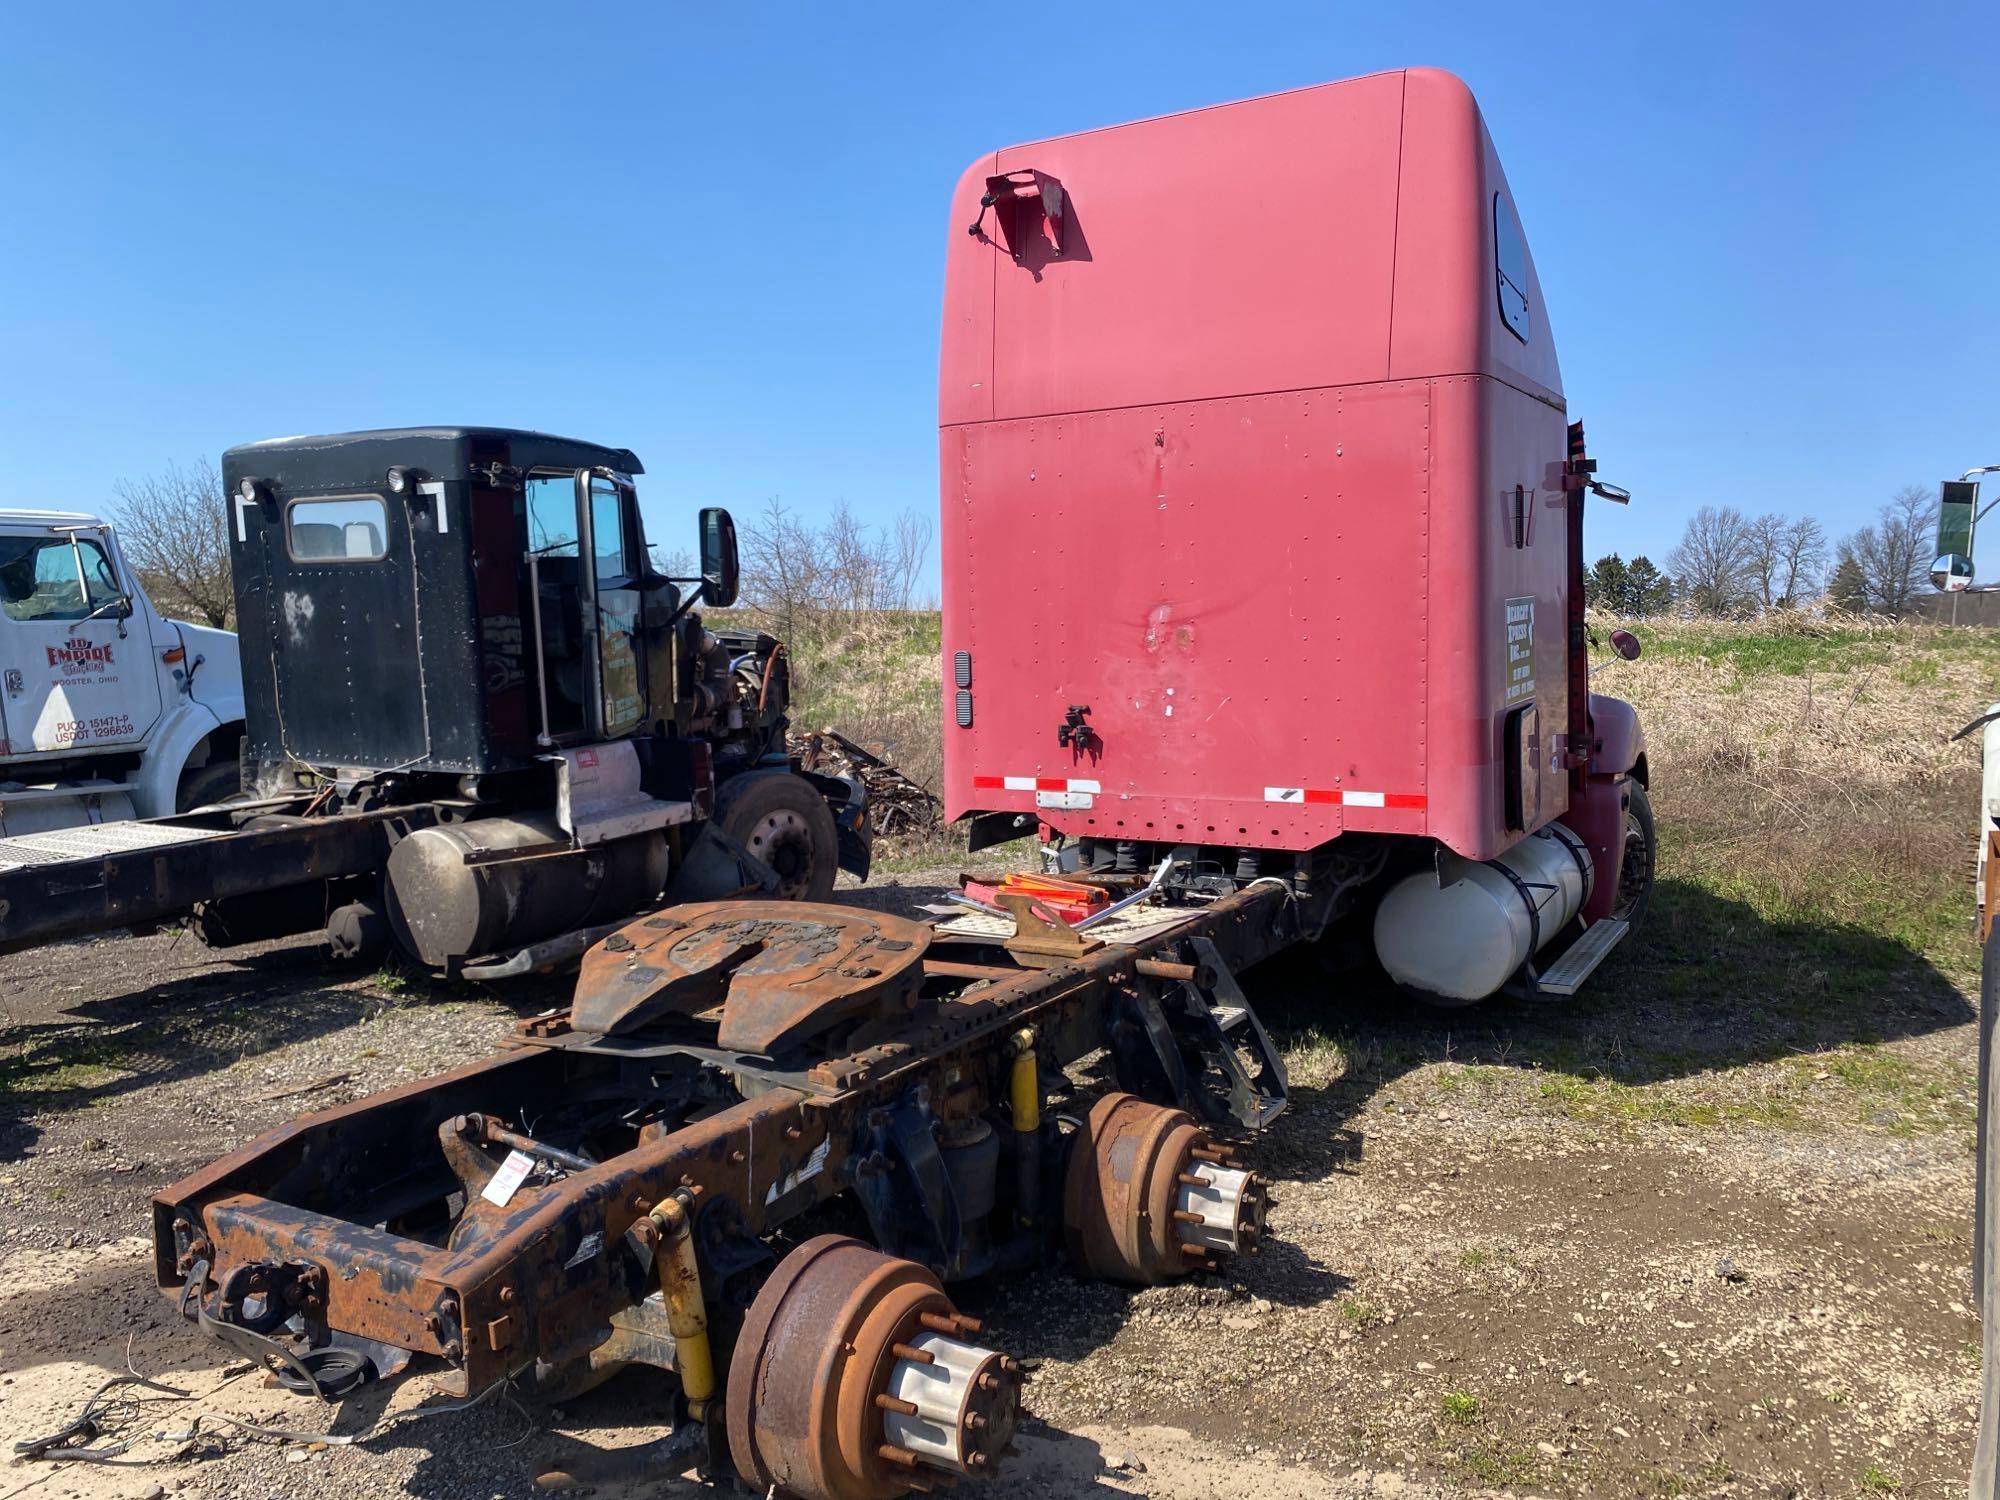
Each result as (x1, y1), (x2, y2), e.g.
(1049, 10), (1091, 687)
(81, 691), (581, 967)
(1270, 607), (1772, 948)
(153, 876), (1319, 1493)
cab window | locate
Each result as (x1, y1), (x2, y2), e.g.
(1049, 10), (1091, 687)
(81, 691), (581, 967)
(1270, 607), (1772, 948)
(1494, 192), (1530, 343)
(588, 475), (643, 736)
(0, 535), (122, 621)
(287, 496), (388, 561)
(590, 477), (630, 580)
(525, 475), (580, 555)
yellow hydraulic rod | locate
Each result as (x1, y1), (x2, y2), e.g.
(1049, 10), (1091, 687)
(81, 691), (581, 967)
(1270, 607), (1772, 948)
(650, 1197), (716, 1416)
(1011, 1028), (1041, 1227)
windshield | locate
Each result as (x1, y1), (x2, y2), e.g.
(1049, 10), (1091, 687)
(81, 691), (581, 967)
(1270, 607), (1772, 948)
(0, 533), (123, 622)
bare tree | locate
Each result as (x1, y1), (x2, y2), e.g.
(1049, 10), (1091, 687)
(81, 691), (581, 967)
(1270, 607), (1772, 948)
(112, 459), (234, 627)
(1837, 485), (1935, 617)
(1776, 515), (1826, 608)
(1668, 504), (1757, 616)
(1744, 512), (1788, 610)
(737, 498), (933, 639)
(648, 545), (697, 578)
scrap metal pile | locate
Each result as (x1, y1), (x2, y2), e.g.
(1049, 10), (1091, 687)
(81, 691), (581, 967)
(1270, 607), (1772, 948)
(793, 729), (941, 845)
(153, 873), (1305, 1499)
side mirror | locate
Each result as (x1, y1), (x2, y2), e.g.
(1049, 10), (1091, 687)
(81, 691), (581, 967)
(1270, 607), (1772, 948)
(1609, 628), (1642, 661)
(1933, 554), (1975, 593)
(699, 508), (739, 608)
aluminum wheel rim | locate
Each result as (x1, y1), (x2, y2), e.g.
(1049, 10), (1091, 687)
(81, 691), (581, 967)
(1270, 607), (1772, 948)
(1614, 808), (1653, 919)
(745, 808), (815, 898)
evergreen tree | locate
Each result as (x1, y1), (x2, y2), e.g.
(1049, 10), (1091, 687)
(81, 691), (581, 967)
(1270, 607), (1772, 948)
(1587, 553), (1630, 612)
(1826, 554), (1868, 614)
(1625, 555), (1673, 617)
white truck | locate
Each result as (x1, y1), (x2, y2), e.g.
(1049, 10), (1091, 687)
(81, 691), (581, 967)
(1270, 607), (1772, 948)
(0, 509), (244, 836)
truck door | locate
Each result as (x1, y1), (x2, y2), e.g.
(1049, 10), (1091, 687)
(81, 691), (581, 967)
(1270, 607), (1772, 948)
(260, 493), (430, 767)
(580, 470), (645, 739)
(523, 470), (646, 744)
(0, 525), (162, 754)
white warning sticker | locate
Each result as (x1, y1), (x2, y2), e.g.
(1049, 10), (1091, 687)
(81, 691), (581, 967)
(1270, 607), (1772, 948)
(764, 1138), (833, 1205)
(481, 1148), (537, 1207)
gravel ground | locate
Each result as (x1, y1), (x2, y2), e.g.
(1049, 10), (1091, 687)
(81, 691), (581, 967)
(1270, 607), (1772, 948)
(0, 869), (1980, 1500)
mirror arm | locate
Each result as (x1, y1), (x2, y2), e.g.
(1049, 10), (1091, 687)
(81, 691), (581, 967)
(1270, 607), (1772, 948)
(660, 579), (709, 635)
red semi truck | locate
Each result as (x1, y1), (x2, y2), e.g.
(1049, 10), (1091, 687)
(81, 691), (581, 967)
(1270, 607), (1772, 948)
(139, 71), (1650, 1500)
(940, 67), (1650, 1004)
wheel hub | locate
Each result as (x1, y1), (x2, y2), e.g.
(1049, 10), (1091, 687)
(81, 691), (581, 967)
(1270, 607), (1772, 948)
(747, 808), (814, 896)
(727, 1235), (1021, 1500)
(1063, 1092), (1267, 1283)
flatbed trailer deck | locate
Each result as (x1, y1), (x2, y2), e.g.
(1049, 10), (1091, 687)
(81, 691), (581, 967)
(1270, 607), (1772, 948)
(0, 795), (410, 956)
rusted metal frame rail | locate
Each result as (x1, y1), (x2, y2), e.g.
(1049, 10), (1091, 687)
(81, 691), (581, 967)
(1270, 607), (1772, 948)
(0, 802), (418, 956)
(154, 885), (1293, 1395)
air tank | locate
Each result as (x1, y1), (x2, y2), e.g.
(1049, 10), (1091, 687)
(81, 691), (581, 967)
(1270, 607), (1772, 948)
(384, 815), (670, 968)
(1371, 822), (1593, 1005)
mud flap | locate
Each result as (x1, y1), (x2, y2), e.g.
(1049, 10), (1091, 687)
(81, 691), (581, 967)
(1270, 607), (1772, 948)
(662, 822), (782, 905)
(798, 770), (873, 879)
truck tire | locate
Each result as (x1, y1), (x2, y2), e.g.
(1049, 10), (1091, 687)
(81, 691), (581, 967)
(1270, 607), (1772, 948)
(1614, 781), (1656, 936)
(716, 771), (838, 902)
(176, 758), (242, 813)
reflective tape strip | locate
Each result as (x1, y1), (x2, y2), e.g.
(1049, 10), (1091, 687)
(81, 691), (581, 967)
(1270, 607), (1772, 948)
(975, 775), (1103, 794)
(1264, 787), (1425, 810)
(418, 480), (448, 532)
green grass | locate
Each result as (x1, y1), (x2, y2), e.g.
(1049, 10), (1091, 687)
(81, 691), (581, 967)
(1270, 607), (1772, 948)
(1440, 1391), (1481, 1425)
(0, 1034), (133, 1095)
(1453, 1442), (1535, 1485)
(1624, 615), (2000, 678)
(1858, 1461), (1900, 1492)
(1532, 1071), (1803, 1131)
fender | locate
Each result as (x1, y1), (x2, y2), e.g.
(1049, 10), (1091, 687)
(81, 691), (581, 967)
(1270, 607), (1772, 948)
(1587, 693), (1646, 781)
(175, 620), (246, 727)
(131, 699), (228, 818)
(1566, 694), (1647, 923)
(129, 620), (246, 817)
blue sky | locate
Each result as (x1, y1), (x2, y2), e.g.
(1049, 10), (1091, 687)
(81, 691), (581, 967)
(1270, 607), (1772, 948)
(4, 3), (1995, 590)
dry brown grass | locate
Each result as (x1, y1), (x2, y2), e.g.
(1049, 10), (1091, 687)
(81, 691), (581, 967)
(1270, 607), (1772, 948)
(1604, 612), (2000, 967)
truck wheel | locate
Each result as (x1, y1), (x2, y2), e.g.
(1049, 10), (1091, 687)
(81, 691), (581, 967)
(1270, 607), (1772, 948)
(1614, 781), (1657, 935)
(176, 759), (242, 813)
(716, 772), (839, 902)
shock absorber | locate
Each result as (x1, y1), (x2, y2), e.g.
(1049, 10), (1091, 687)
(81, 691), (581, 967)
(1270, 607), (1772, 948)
(1010, 1028), (1041, 1229)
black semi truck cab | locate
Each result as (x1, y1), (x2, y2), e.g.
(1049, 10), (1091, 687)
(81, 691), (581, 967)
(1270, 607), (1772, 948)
(0, 427), (868, 975)
(226, 427), (726, 776)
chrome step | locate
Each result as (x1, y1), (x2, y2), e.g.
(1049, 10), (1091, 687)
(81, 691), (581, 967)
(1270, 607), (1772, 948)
(1534, 917), (1630, 997)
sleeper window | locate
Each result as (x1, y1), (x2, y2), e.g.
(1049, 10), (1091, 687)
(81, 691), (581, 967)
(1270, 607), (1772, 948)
(1494, 193), (1530, 343)
(288, 496), (388, 561)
